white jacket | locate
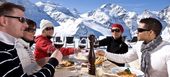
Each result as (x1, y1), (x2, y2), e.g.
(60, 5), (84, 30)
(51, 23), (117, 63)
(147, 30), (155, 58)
(106, 41), (170, 77)
(16, 39), (41, 75)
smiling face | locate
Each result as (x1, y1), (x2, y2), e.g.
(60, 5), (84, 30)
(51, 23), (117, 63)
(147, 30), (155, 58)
(23, 26), (36, 41)
(22, 19), (37, 41)
(137, 18), (163, 43)
(3, 8), (28, 38)
(111, 27), (122, 39)
(137, 23), (148, 41)
(42, 27), (54, 37)
(137, 22), (155, 43)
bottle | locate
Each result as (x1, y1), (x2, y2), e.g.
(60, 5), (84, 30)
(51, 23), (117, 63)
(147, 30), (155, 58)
(88, 34), (96, 75)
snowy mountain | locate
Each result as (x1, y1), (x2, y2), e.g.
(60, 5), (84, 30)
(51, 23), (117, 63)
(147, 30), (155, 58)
(3, 0), (170, 41)
(35, 1), (79, 24)
(6, 0), (60, 27)
(159, 6), (170, 25)
(158, 6), (170, 41)
(34, 1), (170, 40)
(35, 1), (112, 38)
(34, 2), (133, 39)
(81, 3), (136, 39)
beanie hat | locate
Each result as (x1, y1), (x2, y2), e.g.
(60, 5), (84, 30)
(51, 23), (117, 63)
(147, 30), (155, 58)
(111, 23), (124, 33)
(40, 19), (54, 31)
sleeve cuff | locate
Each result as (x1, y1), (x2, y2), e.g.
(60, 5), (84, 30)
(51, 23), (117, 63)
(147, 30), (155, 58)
(48, 58), (59, 67)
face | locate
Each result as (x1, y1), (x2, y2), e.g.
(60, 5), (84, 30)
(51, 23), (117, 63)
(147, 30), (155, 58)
(111, 27), (122, 39)
(137, 23), (151, 41)
(23, 26), (36, 41)
(44, 27), (54, 37)
(4, 8), (28, 38)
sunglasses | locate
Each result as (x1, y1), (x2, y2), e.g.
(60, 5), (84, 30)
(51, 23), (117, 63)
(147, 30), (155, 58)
(137, 28), (150, 32)
(24, 28), (36, 33)
(111, 29), (120, 32)
(45, 27), (54, 31)
(4, 15), (27, 23)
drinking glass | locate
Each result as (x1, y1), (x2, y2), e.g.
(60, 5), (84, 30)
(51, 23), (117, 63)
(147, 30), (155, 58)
(53, 36), (65, 49)
(74, 61), (82, 75)
(78, 38), (87, 49)
(54, 41), (64, 49)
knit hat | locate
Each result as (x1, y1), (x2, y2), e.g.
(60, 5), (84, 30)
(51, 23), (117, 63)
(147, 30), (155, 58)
(40, 19), (54, 31)
(111, 23), (124, 33)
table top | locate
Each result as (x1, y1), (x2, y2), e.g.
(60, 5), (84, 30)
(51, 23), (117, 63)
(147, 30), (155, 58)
(54, 60), (118, 77)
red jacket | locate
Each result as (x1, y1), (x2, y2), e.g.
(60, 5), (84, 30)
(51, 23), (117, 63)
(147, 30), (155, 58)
(34, 35), (75, 61)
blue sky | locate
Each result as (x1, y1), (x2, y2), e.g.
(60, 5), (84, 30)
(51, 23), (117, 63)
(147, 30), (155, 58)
(30, 0), (170, 14)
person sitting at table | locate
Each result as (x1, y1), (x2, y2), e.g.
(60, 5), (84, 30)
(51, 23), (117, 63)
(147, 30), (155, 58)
(96, 18), (170, 77)
(0, 2), (62, 77)
(34, 19), (79, 64)
(96, 23), (128, 66)
(16, 19), (41, 75)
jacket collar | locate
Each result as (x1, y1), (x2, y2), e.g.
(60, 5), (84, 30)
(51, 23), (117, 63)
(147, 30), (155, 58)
(0, 31), (18, 45)
(112, 36), (123, 43)
(17, 39), (30, 48)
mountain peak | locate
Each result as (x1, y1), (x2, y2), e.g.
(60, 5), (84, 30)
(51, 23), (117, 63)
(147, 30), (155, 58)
(165, 5), (170, 9)
(100, 3), (120, 9)
(5, 0), (170, 41)
(99, 3), (126, 12)
(35, 1), (78, 18)
(8, 0), (60, 27)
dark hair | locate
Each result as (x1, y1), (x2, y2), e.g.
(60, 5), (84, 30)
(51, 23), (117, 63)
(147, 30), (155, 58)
(139, 18), (162, 36)
(26, 19), (37, 28)
(0, 2), (25, 16)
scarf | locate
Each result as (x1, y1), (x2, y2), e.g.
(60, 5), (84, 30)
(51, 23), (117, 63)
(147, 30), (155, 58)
(141, 36), (162, 77)
(22, 37), (35, 47)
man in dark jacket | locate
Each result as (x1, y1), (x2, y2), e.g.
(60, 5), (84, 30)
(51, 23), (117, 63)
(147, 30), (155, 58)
(98, 23), (128, 66)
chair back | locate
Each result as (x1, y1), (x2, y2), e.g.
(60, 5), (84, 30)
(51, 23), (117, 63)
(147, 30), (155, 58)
(65, 36), (75, 47)
(66, 36), (74, 44)
(79, 36), (87, 44)
(55, 37), (61, 42)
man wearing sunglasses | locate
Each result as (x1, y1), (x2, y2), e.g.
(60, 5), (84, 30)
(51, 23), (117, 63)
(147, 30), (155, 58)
(0, 2), (62, 77)
(96, 23), (128, 66)
(96, 18), (170, 77)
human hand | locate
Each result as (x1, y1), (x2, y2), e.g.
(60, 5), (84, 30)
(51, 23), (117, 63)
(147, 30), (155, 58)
(74, 48), (81, 53)
(37, 57), (50, 67)
(96, 50), (105, 57)
(50, 49), (63, 63)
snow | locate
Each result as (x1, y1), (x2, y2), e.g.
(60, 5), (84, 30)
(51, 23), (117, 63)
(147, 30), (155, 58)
(5, 0), (170, 42)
